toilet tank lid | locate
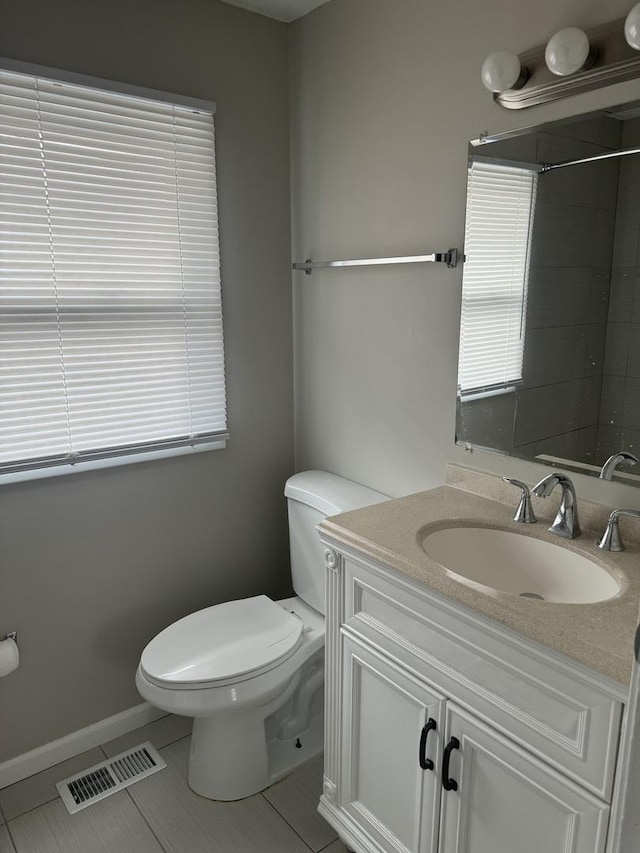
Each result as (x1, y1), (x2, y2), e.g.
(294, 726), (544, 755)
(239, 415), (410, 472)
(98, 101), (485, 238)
(284, 470), (388, 517)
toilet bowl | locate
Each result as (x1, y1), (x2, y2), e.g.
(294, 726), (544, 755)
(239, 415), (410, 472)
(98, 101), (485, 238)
(136, 471), (388, 800)
(136, 595), (324, 800)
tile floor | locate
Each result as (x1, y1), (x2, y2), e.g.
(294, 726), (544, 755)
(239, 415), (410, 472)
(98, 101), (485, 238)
(0, 716), (349, 853)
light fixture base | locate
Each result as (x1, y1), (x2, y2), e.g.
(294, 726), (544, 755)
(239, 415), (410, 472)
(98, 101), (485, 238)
(511, 67), (530, 91)
(495, 18), (640, 110)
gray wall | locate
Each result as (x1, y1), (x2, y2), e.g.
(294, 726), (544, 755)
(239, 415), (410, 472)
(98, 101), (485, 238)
(290, 0), (640, 508)
(0, 0), (293, 762)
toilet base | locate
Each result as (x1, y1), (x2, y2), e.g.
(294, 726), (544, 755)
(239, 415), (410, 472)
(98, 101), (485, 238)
(189, 707), (271, 800)
(187, 700), (324, 801)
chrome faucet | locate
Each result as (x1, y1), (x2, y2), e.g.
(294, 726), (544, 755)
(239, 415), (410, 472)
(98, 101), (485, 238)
(597, 509), (640, 552)
(502, 477), (537, 524)
(532, 472), (581, 539)
(599, 451), (639, 480)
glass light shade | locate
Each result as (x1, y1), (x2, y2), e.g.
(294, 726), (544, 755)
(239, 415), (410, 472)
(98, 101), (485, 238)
(545, 28), (591, 76)
(481, 51), (523, 92)
(625, 3), (640, 50)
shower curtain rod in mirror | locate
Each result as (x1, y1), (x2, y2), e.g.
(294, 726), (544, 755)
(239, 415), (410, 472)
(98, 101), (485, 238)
(540, 143), (640, 172)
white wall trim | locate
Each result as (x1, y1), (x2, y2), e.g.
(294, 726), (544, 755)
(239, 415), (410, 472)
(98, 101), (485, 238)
(0, 702), (166, 790)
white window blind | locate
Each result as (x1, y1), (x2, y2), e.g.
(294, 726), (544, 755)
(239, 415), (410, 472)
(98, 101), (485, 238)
(458, 159), (537, 397)
(0, 67), (227, 475)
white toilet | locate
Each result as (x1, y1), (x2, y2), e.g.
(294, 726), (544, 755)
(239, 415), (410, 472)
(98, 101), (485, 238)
(135, 470), (388, 800)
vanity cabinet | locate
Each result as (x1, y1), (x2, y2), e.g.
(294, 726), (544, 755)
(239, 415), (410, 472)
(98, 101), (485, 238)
(319, 543), (624, 853)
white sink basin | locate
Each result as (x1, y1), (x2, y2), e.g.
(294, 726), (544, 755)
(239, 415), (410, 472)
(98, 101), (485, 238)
(422, 526), (620, 604)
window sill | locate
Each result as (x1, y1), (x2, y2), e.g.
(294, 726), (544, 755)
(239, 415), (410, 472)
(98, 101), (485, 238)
(459, 385), (518, 403)
(0, 440), (227, 486)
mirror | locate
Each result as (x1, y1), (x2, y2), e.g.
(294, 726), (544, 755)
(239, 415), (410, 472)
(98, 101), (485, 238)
(456, 99), (640, 487)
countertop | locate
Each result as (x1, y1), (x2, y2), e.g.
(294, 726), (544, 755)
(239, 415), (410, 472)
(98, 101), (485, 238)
(318, 466), (640, 687)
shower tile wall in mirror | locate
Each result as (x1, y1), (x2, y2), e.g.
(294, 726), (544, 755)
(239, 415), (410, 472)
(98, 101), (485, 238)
(456, 100), (640, 487)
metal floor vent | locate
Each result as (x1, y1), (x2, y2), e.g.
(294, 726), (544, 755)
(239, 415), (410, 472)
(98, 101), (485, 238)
(56, 742), (166, 814)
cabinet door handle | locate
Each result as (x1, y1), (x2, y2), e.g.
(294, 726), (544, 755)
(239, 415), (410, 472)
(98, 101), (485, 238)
(419, 718), (437, 770)
(442, 736), (460, 791)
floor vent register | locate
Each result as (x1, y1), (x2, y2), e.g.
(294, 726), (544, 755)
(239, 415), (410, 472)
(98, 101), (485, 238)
(56, 742), (166, 814)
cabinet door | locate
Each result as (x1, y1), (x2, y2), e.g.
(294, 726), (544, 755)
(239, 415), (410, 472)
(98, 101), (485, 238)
(439, 705), (610, 853)
(340, 634), (445, 853)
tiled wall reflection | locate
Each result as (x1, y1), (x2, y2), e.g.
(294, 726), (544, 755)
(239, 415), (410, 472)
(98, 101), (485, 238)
(514, 117), (619, 465)
(598, 116), (640, 461)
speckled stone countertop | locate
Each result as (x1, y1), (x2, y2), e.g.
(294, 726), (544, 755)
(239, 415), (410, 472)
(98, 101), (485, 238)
(318, 465), (640, 688)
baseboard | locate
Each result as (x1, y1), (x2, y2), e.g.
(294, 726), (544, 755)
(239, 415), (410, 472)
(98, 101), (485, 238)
(0, 702), (166, 790)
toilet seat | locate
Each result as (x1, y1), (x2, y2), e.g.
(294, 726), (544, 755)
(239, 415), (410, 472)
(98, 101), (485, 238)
(140, 595), (304, 689)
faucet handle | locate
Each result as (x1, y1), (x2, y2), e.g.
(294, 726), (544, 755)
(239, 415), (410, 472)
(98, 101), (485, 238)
(597, 509), (640, 552)
(502, 477), (537, 524)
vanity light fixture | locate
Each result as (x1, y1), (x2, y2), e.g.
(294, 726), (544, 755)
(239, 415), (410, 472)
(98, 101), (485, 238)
(544, 28), (593, 76)
(482, 11), (640, 109)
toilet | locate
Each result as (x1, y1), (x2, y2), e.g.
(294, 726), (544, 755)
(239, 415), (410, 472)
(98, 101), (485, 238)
(135, 470), (388, 800)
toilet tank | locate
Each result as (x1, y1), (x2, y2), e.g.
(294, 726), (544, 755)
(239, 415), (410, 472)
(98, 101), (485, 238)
(284, 471), (389, 615)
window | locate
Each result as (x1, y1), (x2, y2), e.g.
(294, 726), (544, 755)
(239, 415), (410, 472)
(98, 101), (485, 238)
(457, 159), (537, 398)
(0, 64), (227, 478)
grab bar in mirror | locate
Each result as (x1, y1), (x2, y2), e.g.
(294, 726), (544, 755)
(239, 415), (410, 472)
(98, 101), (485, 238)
(292, 248), (459, 275)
